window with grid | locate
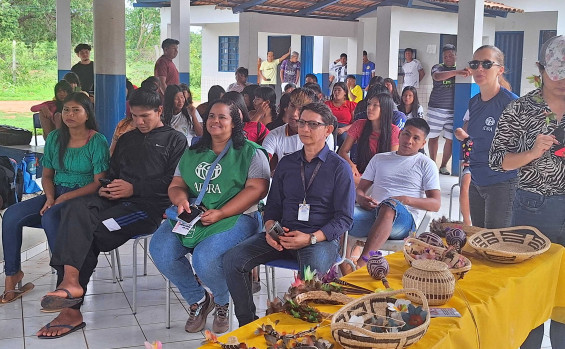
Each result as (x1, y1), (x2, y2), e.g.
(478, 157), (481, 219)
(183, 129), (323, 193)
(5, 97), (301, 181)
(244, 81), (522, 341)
(218, 36), (239, 72)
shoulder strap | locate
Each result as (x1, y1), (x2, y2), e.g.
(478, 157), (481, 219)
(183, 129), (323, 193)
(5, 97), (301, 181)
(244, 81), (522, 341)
(194, 139), (232, 205)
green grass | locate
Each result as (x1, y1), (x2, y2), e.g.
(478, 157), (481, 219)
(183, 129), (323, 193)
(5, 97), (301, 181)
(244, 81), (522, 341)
(0, 111), (37, 132)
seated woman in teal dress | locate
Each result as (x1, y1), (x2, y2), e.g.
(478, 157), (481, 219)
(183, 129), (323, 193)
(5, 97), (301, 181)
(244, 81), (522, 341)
(1, 92), (110, 304)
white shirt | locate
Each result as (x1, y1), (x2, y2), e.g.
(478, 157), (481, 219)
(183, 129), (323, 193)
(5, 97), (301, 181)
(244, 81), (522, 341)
(361, 151), (440, 223)
(262, 124), (335, 160)
(402, 59), (423, 88)
(170, 110), (203, 146)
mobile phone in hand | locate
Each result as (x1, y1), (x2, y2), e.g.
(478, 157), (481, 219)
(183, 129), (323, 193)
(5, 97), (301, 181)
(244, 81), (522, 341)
(178, 205), (205, 225)
(267, 221), (285, 243)
(99, 178), (112, 187)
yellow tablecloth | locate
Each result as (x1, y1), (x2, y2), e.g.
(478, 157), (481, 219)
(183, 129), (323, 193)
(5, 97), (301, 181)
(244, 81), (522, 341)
(200, 244), (565, 349)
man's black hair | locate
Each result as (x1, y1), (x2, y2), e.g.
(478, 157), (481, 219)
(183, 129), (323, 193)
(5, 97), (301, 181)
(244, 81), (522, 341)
(442, 44), (456, 53)
(405, 117), (430, 137)
(363, 50), (368, 56)
(405, 48), (414, 54)
(340, 53), (348, 59)
(74, 43), (91, 53)
(236, 67), (249, 77)
(346, 75), (356, 81)
(129, 87), (162, 110)
(162, 38), (180, 50)
(301, 102), (336, 126)
(305, 73), (318, 83)
(303, 82), (322, 97)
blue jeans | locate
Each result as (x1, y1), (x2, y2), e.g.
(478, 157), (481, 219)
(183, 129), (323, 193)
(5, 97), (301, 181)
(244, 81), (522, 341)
(469, 177), (518, 229)
(149, 212), (260, 305)
(223, 232), (340, 326)
(512, 189), (565, 246)
(349, 199), (416, 239)
(2, 185), (76, 276)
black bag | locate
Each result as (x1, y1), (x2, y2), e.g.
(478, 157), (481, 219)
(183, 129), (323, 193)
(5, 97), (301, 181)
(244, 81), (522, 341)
(0, 156), (23, 209)
(0, 125), (33, 146)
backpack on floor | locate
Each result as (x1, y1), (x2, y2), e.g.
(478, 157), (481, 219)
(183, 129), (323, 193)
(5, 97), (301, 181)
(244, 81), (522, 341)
(0, 156), (23, 209)
(0, 125), (33, 146)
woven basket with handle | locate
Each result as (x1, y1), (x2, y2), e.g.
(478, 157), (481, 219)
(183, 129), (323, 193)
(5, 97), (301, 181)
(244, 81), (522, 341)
(403, 238), (471, 279)
(331, 289), (430, 349)
(468, 226), (551, 263)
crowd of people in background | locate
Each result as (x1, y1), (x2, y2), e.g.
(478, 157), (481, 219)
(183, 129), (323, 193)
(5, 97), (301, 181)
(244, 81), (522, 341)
(3, 35), (565, 349)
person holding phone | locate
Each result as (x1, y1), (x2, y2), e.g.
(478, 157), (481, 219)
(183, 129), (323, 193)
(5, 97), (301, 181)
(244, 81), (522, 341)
(149, 98), (270, 334)
(36, 87), (186, 339)
(224, 102), (355, 327)
(2, 93), (109, 304)
(489, 35), (565, 348)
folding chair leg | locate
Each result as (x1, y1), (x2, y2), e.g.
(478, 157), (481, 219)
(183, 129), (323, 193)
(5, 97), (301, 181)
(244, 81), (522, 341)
(143, 237), (148, 275)
(133, 240), (138, 314)
(165, 279), (171, 329)
(265, 266), (272, 302)
(228, 296), (234, 332)
(270, 267), (276, 300)
(115, 248), (123, 281)
(110, 250), (117, 283)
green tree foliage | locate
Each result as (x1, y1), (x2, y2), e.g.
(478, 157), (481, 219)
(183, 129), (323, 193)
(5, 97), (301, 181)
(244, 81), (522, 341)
(0, 0), (202, 100)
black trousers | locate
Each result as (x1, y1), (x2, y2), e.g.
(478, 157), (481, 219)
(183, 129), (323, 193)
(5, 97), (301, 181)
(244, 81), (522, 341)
(50, 194), (159, 308)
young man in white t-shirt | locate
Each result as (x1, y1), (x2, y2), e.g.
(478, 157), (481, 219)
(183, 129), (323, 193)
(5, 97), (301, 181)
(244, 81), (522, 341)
(262, 88), (334, 172)
(402, 48), (425, 89)
(353, 118), (441, 267)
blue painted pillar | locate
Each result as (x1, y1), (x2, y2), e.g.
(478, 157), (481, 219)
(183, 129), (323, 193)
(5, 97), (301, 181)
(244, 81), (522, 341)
(56, 0), (71, 82)
(452, 0), (484, 176)
(313, 36), (330, 94)
(93, 0), (126, 143)
(171, 0), (190, 85)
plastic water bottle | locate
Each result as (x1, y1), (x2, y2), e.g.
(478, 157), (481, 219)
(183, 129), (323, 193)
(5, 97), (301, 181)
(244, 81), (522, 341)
(24, 153), (36, 180)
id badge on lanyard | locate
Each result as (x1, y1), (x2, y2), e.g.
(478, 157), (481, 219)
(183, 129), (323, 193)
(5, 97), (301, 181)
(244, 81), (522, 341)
(299, 161), (322, 222)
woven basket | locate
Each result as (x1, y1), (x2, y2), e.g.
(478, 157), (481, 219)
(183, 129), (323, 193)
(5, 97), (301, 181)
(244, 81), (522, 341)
(402, 259), (455, 306)
(439, 223), (484, 237)
(331, 289), (430, 349)
(468, 226), (551, 264)
(294, 291), (355, 317)
(403, 238), (471, 279)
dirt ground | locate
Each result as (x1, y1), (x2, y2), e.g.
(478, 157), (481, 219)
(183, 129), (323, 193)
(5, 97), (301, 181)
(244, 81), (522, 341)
(0, 101), (42, 114)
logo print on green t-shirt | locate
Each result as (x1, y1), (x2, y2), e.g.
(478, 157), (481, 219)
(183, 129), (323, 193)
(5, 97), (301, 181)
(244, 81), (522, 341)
(195, 162), (222, 180)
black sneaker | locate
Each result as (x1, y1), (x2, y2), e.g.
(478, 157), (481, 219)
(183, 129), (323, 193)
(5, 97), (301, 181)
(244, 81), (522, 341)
(212, 303), (230, 333)
(184, 292), (214, 333)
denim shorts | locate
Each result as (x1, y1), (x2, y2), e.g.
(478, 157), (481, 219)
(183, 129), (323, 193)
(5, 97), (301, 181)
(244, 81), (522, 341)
(512, 189), (565, 246)
(349, 198), (416, 239)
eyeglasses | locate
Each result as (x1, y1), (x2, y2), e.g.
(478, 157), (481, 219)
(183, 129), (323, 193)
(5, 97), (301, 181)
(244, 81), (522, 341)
(297, 120), (328, 129)
(468, 60), (501, 70)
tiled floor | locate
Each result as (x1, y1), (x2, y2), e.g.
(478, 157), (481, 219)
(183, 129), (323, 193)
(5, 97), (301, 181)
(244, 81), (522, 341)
(0, 245), (296, 349)
(0, 166), (554, 348)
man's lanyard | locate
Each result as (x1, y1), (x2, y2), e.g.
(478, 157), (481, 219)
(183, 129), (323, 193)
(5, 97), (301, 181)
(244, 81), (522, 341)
(300, 160), (322, 204)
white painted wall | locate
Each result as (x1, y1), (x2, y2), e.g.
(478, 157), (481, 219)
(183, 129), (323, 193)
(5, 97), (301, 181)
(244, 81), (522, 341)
(495, 11), (558, 94)
(201, 22), (239, 100)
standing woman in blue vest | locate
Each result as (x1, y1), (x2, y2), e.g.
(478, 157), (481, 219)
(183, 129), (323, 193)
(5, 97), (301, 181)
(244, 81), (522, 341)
(454, 45), (518, 228)
(2, 93), (109, 304)
(149, 98), (270, 334)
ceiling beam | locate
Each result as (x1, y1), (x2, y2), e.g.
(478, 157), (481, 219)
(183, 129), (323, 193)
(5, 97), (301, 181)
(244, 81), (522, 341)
(343, 0), (391, 20)
(232, 0), (268, 13)
(296, 0), (341, 16)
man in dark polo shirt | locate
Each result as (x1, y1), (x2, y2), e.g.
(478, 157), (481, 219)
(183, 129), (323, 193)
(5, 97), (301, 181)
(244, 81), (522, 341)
(154, 38), (180, 95)
(71, 43), (94, 93)
(224, 102), (355, 327)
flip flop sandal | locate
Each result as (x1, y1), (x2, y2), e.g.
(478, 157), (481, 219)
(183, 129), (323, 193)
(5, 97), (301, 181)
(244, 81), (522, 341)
(1, 282), (35, 304)
(40, 307), (62, 313)
(40, 288), (83, 311)
(37, 321), (86, 339)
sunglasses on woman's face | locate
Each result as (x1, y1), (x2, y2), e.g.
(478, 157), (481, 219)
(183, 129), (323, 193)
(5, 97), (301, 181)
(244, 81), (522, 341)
(468, 60), (501, 70)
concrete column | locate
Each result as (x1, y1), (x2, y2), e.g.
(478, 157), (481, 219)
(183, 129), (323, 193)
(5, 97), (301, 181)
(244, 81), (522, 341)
(347, 21), (364, 83)
(93, 0), (126, 142)
(56, 0), (72, 81)
(451, 0), (484, 175)
(238, 13), (259, 84)
(375, 6), (399, 79)
(313, 36), (330, 93)
(171, 0), (190, 85)
(160, 7), (171, 45)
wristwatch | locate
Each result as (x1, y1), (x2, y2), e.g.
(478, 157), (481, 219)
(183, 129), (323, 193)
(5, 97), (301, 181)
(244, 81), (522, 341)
(310, 233), (317, 245)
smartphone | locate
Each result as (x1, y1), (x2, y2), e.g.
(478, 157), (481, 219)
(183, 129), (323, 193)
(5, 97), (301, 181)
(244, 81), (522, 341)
(267, 221), (285, 243)
(178, 205), (205, 225)
(98, 178), (112, 187)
